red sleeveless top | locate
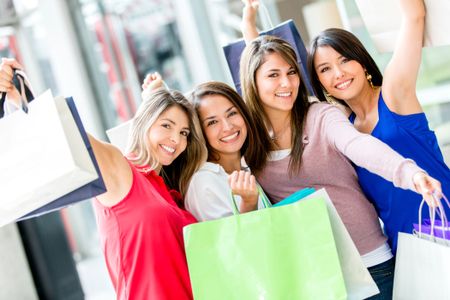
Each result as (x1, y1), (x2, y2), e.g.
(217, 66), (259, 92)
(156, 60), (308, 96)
(93, 161), (196, 300)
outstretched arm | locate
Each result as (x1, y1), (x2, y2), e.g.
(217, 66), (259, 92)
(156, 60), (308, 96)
(382, 0), (425, 115)
(241, 0), (260, 44)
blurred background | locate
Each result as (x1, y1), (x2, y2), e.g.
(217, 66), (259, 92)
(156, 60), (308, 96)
(1, 0), (449, 299)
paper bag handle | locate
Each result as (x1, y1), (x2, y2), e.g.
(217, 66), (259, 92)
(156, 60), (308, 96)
(418, 192), (449, 241)
(0, 69), (35, 118)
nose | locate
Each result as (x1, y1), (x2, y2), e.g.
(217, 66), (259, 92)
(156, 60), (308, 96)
(222, 119), (233, 131)
(334, 65), (345, 79)
(170, 131), (180, 145)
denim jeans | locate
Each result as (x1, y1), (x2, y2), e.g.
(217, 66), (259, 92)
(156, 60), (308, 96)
(366, 257), (395, 300)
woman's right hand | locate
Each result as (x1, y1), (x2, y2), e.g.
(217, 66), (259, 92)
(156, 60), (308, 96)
(228, 170), (259, 213)
(0, 58), (23, 105)
(241, 0), (259, 43)
(413, 171), (443, 208)
(141, 72), (163, 100)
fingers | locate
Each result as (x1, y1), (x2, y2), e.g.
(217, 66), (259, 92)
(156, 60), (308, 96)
(414, 172), (443, 208)
(141, 72), (163, 91)
(228, 170), (258, 198)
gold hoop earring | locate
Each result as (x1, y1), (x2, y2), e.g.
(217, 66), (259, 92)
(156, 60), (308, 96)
(365, 70), (375, 89)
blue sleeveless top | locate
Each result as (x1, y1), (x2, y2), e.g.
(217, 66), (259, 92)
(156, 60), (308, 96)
(349, 92), (450, 253)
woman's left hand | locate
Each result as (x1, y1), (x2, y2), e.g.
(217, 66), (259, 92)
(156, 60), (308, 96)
(413, 172), (442, 207)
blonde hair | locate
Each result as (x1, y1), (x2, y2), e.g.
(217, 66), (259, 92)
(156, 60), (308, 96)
(240, 35), (310, 175)
(126, 88), (207, 195)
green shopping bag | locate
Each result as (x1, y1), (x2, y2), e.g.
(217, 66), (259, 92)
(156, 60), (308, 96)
(183, 195), (347, 299)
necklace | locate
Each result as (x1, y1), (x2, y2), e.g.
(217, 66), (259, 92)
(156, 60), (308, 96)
(270, 121), (291, 141)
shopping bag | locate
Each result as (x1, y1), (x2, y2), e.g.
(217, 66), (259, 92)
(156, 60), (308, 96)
(0, 69), (34, 118)
(105, 119), (133, 154)
(355, 0), (450, 53)
(223, 19), (314, 95)
(184, 195), (347, 300)
(274, 188), (379, 299)
(0, 90), (101, 227)
(393, 197), (450, 299)
(18, 97), (106, 220)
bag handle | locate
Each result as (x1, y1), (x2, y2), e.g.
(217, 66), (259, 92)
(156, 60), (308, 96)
(0, 69), (35, 118)
(258, 0), (274, 30)
(230, 184), (271, 215)
(418, 192), (449, 243)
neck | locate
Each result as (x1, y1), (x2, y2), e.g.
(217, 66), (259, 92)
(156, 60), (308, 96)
(346, 86), (380, 119)
(267, 110), (292, 148)
(212, 152), (242, 174)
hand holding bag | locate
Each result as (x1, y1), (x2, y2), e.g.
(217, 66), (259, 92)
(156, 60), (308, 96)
(184, 188), (347, 300)
(223, 1), (314, 95)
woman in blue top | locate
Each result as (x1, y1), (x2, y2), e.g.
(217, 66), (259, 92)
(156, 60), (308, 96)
(307, 0), (450, 252)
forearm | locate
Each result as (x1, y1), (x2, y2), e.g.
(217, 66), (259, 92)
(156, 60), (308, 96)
(241, 20), (259, 44)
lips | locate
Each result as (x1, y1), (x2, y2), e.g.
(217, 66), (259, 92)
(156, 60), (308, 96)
(220, 131), (240, 142)
(160, 144), (175, 154)
(335, 79), (352, 90)
(275, 91), (292, 97)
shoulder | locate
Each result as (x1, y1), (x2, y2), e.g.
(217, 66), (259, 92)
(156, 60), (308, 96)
(307, 102), (347, 127)
(188, 162), (228, 193)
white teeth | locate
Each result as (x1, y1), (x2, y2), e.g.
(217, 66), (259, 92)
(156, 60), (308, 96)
(336, 80), (352, 89)
(220, 132), (239, 142)
(161, 145), (175, 153)
(275, 92), (291, 97)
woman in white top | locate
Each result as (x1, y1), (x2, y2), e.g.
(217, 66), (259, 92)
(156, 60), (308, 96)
(184, 81), (272, 221)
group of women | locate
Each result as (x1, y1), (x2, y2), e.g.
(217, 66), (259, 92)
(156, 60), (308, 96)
(1, 0), (448, 299)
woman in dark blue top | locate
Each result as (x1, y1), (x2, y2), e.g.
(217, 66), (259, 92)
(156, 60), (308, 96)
(307, 0), (449, 253)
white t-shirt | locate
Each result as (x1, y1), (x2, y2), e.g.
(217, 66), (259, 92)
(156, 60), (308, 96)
(185, 162), (265, 222)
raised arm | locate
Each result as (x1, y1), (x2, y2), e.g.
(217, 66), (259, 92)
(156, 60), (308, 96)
(382, 0), (425, 115)
(241, 0), (260, 44)
(88, 134), (132, 206)
(321, 104), (442, 207)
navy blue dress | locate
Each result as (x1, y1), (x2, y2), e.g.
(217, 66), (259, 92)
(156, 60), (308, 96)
(349, 92), (450, 253)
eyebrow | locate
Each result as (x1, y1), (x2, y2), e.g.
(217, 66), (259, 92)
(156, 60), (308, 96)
(161, 118), (189, 131)
(202, 105), (236, 122)
(315, 55), (345, 69)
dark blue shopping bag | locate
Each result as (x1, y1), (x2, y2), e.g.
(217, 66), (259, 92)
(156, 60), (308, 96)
(18, 97), (106, 220)
(223, 19), (314, 95)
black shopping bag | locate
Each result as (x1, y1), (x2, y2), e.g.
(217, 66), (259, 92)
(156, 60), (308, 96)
(223, 19), (314, 95)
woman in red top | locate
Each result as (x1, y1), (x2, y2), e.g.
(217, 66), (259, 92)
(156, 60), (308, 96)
(0, 61), (207, 300)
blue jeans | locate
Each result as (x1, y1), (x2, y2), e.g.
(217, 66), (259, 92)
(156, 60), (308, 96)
(366, 257), (395, 300)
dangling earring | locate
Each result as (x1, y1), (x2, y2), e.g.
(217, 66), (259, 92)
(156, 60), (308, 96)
(365, 70), (375, 89)
(324, 90), (337, 105)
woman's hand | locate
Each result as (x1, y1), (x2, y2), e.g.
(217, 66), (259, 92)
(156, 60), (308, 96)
(413, 171), (442, 208)
(0, 58), (23, 105)
(141, 72), (163, 100)
(228, 170), (258, 213)
(241, 0), (259, 43)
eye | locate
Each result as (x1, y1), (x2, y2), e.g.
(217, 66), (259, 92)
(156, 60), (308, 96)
(288, 69), (297, 76)
(268, 73), (278, 78)
(180, 130), (190, 137)
(341, 57), (350, 63)
(161, 123), (171, 129)
(227, 110), (239, 118)
(319, 66), (330, 73)
(206, 119), (218, 127)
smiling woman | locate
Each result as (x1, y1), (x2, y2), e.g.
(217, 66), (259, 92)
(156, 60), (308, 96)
(183, 81), (272, 221)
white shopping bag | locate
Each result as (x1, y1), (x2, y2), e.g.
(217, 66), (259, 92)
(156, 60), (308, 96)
(106, 119), (132, 154)
(0, 90), (98, 227)
(303, 189), (380, 300)
(355, 0), (450, 52)
(393, 232), (450, 299)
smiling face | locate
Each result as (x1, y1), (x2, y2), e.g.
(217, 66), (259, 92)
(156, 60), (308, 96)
(313, 45), (368, 101)
(147, 105), (190, 170)
(197, 94), (247, 160)
(255, 51), (300, 116)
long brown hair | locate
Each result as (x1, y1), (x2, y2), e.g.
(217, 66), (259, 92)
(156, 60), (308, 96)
(188, 81), (270, 174)
(308, 28), (383, 104)
(240, 35), (310, 174)
(127, 88), (207, 195)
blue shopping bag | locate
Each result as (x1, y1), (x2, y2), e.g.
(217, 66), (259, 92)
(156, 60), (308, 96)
(17, 97), (106, 220)
(223, 19), (314, 95)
